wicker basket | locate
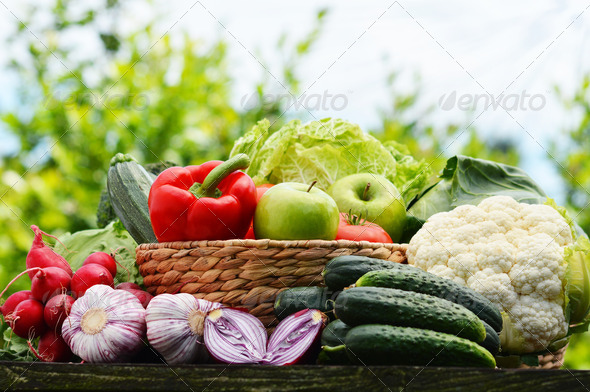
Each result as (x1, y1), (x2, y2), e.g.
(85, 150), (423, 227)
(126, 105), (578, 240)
(136, 239), (407, 329)
(517, 345), (568, 370)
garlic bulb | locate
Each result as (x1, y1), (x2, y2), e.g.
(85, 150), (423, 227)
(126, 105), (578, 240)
(62, 285), (146, 363)
(145, 293), (221, 364)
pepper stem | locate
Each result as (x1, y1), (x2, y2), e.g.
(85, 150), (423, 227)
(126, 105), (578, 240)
(190, 154), (250, 199)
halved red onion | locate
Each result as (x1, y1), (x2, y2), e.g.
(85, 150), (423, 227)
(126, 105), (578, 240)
(204, 308), (267, 364)
(263, 309), (326, 365)
(204, 308), (327, 366)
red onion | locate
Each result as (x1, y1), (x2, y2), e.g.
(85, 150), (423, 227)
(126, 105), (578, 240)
(204, 308), (267, 364)
(263, 309), (326, 365)
(204, 308), (326, 365)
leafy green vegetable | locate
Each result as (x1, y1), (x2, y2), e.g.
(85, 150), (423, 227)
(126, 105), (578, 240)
(0, 325), (34, 361)
(565, 236), (590, 328)
(53, 221), (143, 286)
(96, 188), (117, 228)
(230, 118), (431, 202)
(408, 155), (547, 222)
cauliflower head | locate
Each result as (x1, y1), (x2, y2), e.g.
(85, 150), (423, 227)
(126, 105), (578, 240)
(407, 195), (573, 353)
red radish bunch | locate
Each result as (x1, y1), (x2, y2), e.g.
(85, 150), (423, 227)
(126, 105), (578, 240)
(26, 225), (72, 279)
(44, 294), (76, 330)
(0, 225), (151, 362)
(28, 329), (73, 363)
(71, 264), (114, 298)
(7, 299), (47, 339)
(31, 267), (72, 303)
(82, 252), (118, 278)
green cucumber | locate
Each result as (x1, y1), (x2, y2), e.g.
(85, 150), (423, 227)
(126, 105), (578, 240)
(356, 267), (503, 332)
(345, 324), (496, 368)
(318, 320), (352, 365)
(322, 255), (401, 291)
(317, 345), (351, 365)
(321, 319), (352, 347)
(107, 153), (157, 244)
(480, 320), (500, 355)
(318, 320), (353, 365)
(274, 287), (336, 320)
(335, 286), (486, 343)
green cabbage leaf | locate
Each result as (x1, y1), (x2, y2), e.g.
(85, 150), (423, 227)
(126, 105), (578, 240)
(230, 118), (431, 203)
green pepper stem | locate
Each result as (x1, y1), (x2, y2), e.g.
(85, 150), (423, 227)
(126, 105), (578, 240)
(190, 154), (250, 198)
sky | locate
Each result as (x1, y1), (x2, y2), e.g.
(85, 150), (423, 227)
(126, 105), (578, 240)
(1, 0), (589, 203)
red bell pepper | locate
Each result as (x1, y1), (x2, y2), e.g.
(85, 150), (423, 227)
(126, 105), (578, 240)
(148, 154), (257, 242)
(244, 184), (274, 239)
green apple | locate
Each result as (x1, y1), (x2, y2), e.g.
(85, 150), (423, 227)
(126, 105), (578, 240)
(254, 182), (339, 240)
(327, 174), (406, 242)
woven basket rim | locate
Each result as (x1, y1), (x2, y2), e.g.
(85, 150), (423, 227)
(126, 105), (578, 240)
(136, 239), (408, 251)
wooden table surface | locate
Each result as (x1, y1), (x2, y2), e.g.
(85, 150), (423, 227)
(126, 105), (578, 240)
(2, 362), (590, 392)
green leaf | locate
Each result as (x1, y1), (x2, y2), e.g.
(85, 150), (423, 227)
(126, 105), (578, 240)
(565, 236), (590, 327)
(408, 155), (547, 222)
(230, 118), (428, 201)
(0, 326), (34, 361)
(53, 221), (142, 286)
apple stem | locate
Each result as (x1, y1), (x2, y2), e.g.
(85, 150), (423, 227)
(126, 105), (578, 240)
(307, 181), (317, 193)
(362, 182), (371, 201)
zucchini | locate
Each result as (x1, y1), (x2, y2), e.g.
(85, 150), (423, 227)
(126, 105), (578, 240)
(480, 320), (500, 355)
(345, 324), (496, 368)
(322, 255), (401, 291)
(274, 287), (337, 320)
(335, 286), (486, 343)
(356, 267), (503, 332)
(107, 153), (158, 244)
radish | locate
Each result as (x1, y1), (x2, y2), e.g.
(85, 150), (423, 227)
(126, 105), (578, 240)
(26, 225), (72, 279)
(83, 252), (117, 278)
(0, 268), (44, 314)
(71, 264), (114, 298)
(28, 329), (73, 362)
(0, 290), (33, 317)
(115, 282), (142, 291)
(119, 289), (153, 309)
(6, 299), (46, 339)
(44, 294), (75, 330)
(31, 267), (72, 303)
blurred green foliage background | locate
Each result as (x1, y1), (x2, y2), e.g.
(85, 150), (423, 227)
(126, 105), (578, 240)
(1, 0), (589, 368)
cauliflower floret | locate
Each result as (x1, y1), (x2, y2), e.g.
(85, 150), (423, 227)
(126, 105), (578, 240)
(507, 294), (568, 352)
(475, 241), (514, 273)
(407, 195), (574, 354)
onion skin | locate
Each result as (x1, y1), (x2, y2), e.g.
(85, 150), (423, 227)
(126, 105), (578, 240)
(62, 285), (146, 363)
(146, 294), (221, 364)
